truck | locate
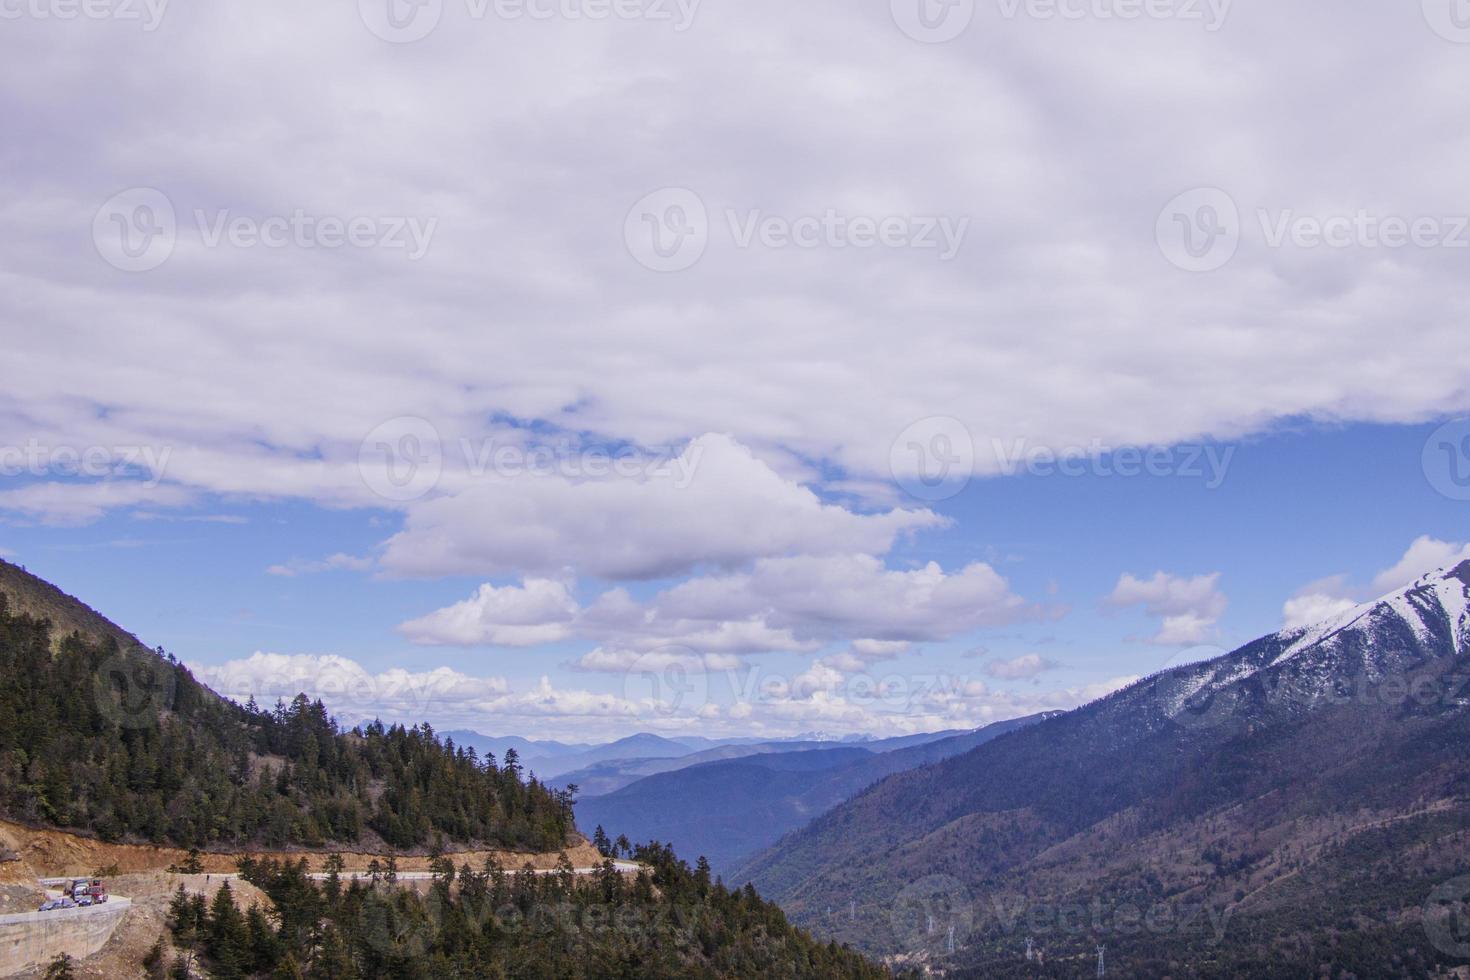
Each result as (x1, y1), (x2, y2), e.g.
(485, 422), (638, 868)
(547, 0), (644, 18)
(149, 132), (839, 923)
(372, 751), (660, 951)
(64, 877), (108, 905)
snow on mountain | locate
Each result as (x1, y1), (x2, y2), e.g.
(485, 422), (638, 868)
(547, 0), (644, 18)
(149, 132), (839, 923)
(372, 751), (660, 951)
(1142, 561), (1470, 731)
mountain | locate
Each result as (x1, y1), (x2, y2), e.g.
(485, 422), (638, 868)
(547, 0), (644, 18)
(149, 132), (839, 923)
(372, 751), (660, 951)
(549, 729), (972, 797)
(0, 559), (899, 978)
(0, 558), (575, 852)
(575, 714), (1054, 876)
(733, 562), (1470, 976)
(440, 730), (596, 774)
(0, 559), (144, 652)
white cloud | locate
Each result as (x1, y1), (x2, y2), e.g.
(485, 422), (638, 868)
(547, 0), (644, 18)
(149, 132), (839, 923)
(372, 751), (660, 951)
(377, 434), (942, 581)
(1370, 535), (1470, 593)
(0, 482), (194, 527)
(573, 647), (744, 674)
(658, 554), (1035, 642)
(267, 553), (375, 577)
(983, 653), (1059, 680)
(190, 652), (511, 721)
(397, 578), (580, 647)
(1107, 571), (1227, 645)
(188, 649), (1137, 742)
(399, 554), (1035, 658)
(4, 5), (1470, 536)
(1281, 537), (1470, 630)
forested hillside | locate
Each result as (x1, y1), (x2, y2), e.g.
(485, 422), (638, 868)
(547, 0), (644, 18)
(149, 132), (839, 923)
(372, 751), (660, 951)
(736, 564), (1470, 977)
(0, 560), (573, 852)
(154, 840), (898, 979)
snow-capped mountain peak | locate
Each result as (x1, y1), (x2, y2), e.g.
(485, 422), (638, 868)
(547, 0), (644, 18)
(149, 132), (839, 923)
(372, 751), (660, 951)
(1274, 560), (1470, 665)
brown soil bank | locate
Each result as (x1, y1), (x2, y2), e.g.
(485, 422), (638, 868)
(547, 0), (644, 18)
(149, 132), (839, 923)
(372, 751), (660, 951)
(0, 819), (602, 877)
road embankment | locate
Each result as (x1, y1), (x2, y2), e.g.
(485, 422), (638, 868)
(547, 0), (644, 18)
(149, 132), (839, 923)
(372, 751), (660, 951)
(0, 897), (132, 977)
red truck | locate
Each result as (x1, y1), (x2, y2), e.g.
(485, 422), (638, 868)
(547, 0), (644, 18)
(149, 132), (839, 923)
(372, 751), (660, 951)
(65, 877), (108, 905)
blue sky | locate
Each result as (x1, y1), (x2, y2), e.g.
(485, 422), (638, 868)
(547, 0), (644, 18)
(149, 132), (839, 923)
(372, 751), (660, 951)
(3, 419), (1465, 741)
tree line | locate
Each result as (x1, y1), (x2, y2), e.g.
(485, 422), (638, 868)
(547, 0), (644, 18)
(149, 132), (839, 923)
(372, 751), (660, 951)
(148, 841), (899, 979)
(0, 593), (573, 851)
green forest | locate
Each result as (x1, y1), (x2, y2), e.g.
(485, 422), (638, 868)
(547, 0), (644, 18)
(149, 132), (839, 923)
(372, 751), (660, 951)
(0, 591), (574, 851)
(150, 840), (897, 979)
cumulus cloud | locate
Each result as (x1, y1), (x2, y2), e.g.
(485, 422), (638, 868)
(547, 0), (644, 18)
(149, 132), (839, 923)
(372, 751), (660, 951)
(1282, 536), (1470, 629)
(397, 578), (580, 647)
(399, 555), (1036, 658)
(377, 434), (942, 581)
(1106, 571), (1227, 645)
(190, 652), (510, 721)
(1370, 536), (1470, 593)
(657, 554), (1036, 642)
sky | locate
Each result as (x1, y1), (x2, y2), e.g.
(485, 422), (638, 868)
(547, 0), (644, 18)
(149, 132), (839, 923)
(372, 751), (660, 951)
(2, 0), (1469, 741)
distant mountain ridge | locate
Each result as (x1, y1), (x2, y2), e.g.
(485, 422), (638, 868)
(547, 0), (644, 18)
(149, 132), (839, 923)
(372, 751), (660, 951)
(548, 728), (973, 796)
(734, 562), (1470, 977)
(575, 713), (1056, 875)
